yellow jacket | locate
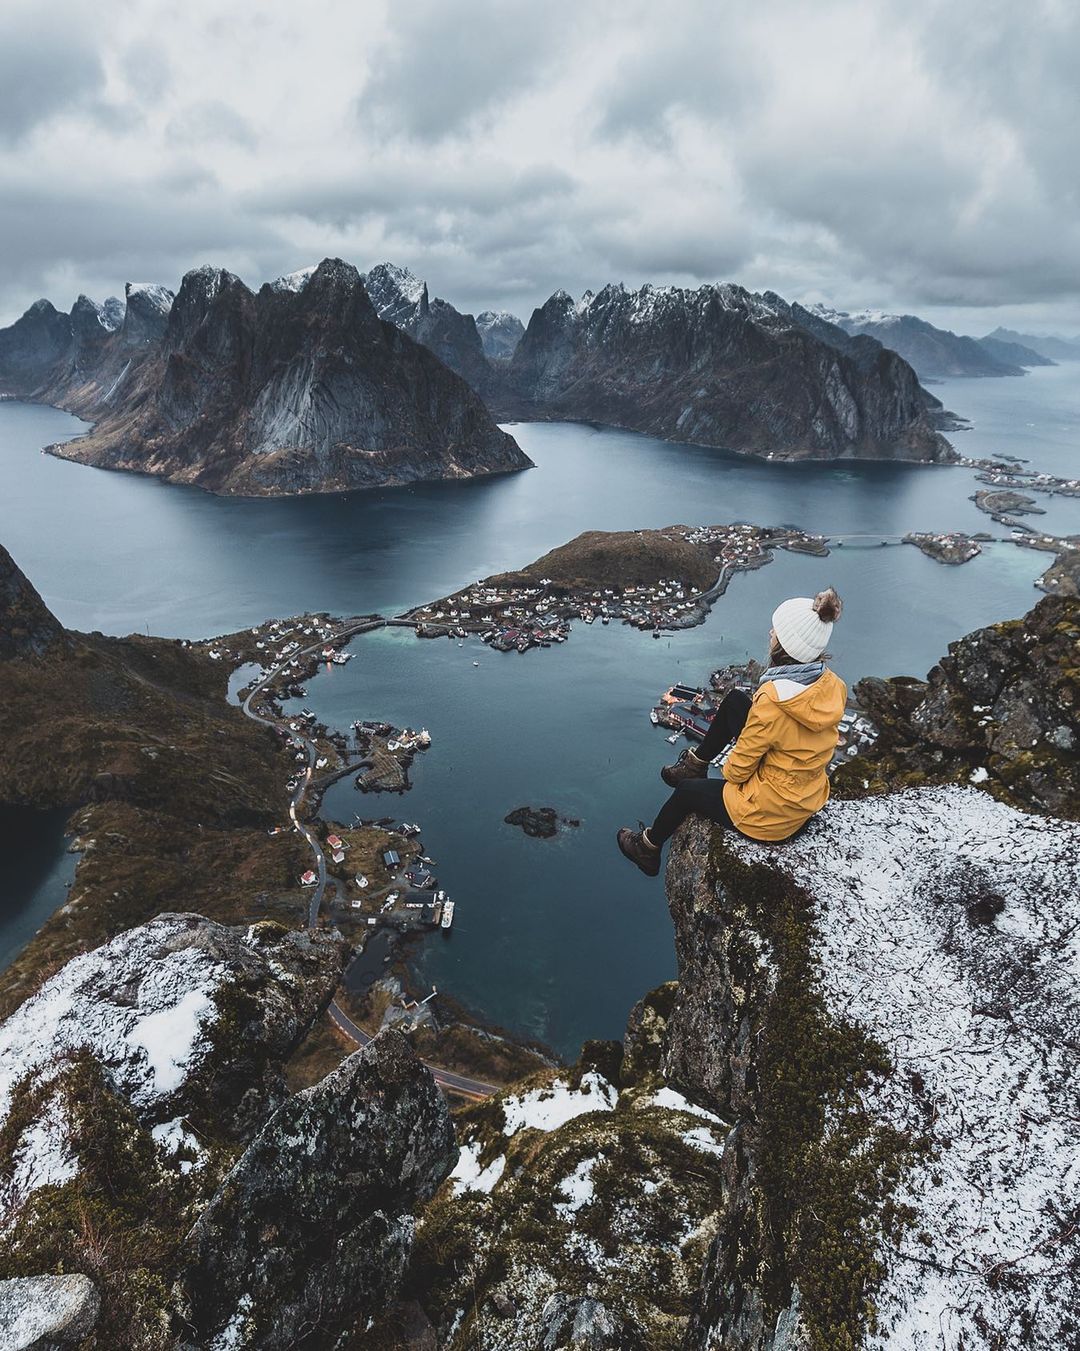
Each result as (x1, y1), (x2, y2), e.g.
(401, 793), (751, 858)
(722, 669), (847, 842)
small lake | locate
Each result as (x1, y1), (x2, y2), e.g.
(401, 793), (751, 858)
(0, 806), (77, 972)
(0, 364), (1076, 1049)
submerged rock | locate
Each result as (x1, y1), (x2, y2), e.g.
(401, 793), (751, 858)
(176, 1030), (456, 1350)
(504, 806), (561, 838)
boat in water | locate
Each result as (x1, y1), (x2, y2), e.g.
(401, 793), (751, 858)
(441, 897), (455, 930)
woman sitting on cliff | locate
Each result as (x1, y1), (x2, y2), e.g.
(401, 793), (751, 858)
(618, 589), (845, 876)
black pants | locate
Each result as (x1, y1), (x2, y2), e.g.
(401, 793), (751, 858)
(649, 690), (751, 846)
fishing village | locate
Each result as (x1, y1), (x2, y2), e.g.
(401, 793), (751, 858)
(404, 522), (832, 653)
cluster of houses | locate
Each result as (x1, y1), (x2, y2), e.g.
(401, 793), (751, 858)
(313, 824), (456, 932)
(903, 532), (983, 565)
(975, 466), (1080, 498)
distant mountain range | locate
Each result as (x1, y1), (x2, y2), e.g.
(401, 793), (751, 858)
(982, 326), (1080, 363)
(809, 306), (1054, 379)
(1, 261), (965, 485)
(0, 260), (529, 496)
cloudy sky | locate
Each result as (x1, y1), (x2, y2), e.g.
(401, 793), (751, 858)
(2, 0), (1078, 334)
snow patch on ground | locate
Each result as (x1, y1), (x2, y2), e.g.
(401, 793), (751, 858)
(501, 1071), (617, 1135)
(450, 1141), (506, 1196)
(126, 989), (214, 1095)
(555, 1157), (597, 1216)
(151, 1116), (204, 1174)
(2, 1090), (78, 1223)
(733, 786), (1080, 1350)
(643, 1087), (725, 1124)
(682, 1126), (726, 1157)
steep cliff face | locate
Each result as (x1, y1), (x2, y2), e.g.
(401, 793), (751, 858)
(500, 284), (953, 462)
(662, 786), (1080, 1351)
(43, 259), (528, 495)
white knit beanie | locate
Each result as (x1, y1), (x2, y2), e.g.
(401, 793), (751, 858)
(771, 588), (842, 663)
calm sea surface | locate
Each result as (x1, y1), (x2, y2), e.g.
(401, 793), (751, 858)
(1, 363), (1076, 1050)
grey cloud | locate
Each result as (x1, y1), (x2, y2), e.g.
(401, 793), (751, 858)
(165, 101), (258, 148)
(0, 5), (105, 143)
(1, 0), (1079, 332)
(355, 0), (574, 142)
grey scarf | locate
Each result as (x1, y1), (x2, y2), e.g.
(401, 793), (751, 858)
(759, 660), (825, 688)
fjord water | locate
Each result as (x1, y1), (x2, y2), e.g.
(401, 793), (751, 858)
(1, 365), (1077, 1049)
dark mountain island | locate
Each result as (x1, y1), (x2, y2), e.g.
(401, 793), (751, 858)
(0, 260), (530, 496)
(811, 305), (1052, 378)
(983, 325), (1080, 363)
(475, 308), (525, 360)
(498, 283), (954, 461)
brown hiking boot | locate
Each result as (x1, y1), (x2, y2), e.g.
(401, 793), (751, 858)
(617, 825), (661, 877)
(661, 747), (709, 788)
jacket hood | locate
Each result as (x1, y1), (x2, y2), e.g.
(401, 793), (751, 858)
(765, 668), (846, 732)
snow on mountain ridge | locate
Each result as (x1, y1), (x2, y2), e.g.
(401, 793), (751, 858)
(269, 266), (316, 294)
(125, 282), (175, 315)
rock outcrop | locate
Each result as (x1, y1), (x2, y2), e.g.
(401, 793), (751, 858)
(0, 916), (348, 1180)
(500, 284), (954, 462)
(39, 259), (528, 495)
(0, 915), (454, 1347)
(409, 1034), (729, 1348)
(177, 1031), (455, 1349)
(835, 593), (1080, 819)
(0, 1273), (100, 1348)
(0, 544), (66, 661)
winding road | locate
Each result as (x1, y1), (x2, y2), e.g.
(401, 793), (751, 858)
(241, 620), (497, 1102)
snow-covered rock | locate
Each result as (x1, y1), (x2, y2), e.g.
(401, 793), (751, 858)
(503, 280), (951, 462)
(268, 265), (316, 294)
(730, 787), (1080, 1349)
(475, 309), (525, 360)
(418, 1034), (730, 1348)
(0, 914), (347, 1225)
(664, 779), (1080, 1351)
